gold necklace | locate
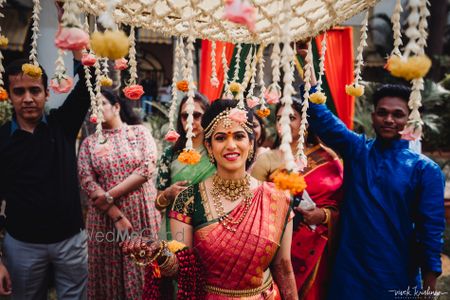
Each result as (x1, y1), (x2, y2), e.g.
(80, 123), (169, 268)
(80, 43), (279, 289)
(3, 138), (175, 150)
(212, 173), (253, 202)
(211, 173), (254, 232)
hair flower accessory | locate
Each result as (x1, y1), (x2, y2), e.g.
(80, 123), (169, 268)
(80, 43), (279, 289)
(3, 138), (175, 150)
(81, 53), (97, 66)
(123, 84), (144, 100)
(228, 107), (248, 123)
(90, 30), (129, 60)
(0, 87), (8, 101)
(22, 63), (43, 79)
(345, 84), (364, 97)
(55, 27), (89, 51)
(246, 96), (259, 108)
(0, 35), (8, 48)
(309, 91), (327, 104)
(273, 170), (307, 195)
(223, 0), (256, 33)
(256, 107), (270, 118)
(177, 149), (201, 165)
(50, 76), (73, 94)
(164, 130), (180, 143)
(176, 80), (189, 92)
(114, 58), (128, 70)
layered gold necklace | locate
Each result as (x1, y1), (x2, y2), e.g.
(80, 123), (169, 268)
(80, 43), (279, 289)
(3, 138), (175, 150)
(211, 173), (254, 232)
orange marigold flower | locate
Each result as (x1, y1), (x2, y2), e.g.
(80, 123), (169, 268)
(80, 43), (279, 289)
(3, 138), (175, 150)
(309, 91), (327, 104)
(22, 63), (42, 79)
(385, 55), (431, 81)
(273, 170), (307, 195)
(345, 84), (364, 97)
(167, 240), (187, 253)
(0, 87), (8, 101)
(256, 108), (270, 118)
(177, 148), (201, 165)
(176, 80), (189, 92)
(0, 35), (8, 48)
(229, 81), (241, 96)
(100, 76), (113, 87)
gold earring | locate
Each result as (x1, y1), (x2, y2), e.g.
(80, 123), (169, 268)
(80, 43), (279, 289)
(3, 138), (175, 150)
(247, 148), (254, 161)
(208, 152), (215, 164)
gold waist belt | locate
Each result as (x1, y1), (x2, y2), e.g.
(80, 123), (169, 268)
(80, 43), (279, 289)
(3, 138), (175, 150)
(204, 274), (273, 297)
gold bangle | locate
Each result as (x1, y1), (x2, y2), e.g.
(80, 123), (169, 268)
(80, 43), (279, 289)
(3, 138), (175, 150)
(156, 193), (170, 210)
(322, 208), (331, 224)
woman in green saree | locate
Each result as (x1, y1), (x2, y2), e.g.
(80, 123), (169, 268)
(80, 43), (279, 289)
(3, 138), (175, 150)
(123, 99), (298, 299)
(155, 93), (216, 239)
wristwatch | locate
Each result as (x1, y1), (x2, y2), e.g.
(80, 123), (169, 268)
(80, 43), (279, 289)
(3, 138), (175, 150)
(105, 191), (114, 204)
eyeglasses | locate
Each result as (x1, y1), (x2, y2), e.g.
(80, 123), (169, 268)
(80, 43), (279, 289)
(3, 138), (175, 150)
(181, 112), (203, 121)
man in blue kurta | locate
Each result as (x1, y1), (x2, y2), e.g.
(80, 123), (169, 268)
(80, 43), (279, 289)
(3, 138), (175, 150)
(307, 84), (445, 299)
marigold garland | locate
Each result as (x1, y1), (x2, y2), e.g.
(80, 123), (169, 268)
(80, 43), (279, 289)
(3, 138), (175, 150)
(385, 55), (431, 81)
(309, 91), (327, 104)
(345, 84), (364, 97)
(176, 80), (189, 92)
(22, 63), (42, 79)
(100, 76), (113, 87)
(273, 170), (307, 195)
(90, 30), (129, 60)
(0, 87), (8, 101)
(177, 149), (201, 165)
(0, 35), (8, 48)
(256, 107), (270, 118)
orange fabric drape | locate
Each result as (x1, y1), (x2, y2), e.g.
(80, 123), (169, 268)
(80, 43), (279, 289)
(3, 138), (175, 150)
(199, 40), (235, 102)
(316, 27), (355, 129)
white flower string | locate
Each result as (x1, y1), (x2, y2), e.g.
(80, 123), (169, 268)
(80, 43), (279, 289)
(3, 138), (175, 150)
(101, 58), (110, 83)
(98, 0), (120, 30)
(61, 0), (82, 28)
(93, 20), (105, 143)
(180, 37), (188, 81)
(167, 37), (183, 131)
(210, 41), (219, 87)
(238, 46), (254, 106)
(247, 45), (260, 100)
(278, 0), (296, 172)
(127, 26), (137, 85)
(232, 43), (242, 83)
(316, 33), (327, 94)
(295, 40), (313, 170)
(0, 0), (7, 89)
(390, 0), (403, 57)
(346, 11), (368, 97)
(29, 0), (41, 66)
(257, 44), (266, 103)
(400, 0), (430, 141)
(267, 42), (281, 97)
(221, 45), (230, 97)
(184, 33), (196, 150)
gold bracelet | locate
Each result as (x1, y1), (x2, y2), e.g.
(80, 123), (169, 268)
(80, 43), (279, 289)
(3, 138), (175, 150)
(322, 208), (331, 224)
(156, 193), (170, 210)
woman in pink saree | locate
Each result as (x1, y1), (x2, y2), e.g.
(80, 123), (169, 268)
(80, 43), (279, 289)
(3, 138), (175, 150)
(123, 99), (299, 299)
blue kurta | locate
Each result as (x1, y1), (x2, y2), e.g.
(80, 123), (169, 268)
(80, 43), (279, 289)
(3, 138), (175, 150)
(307, 103), (445, 299)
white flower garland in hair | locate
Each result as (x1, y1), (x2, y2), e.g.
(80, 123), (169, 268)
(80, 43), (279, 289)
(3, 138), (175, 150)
(29, 0), (41, 66)
(391, 0), (403, 57)
(295, 40), (313, 170)
(221, 45), (231, 98)
(184, 33), (196, 150)
(127, 26), (137, 85)
(278, 3), (296, 172)
(345, 11), (368, 97)
(210, 41), (219, 87)
(399, 0), (430, 141)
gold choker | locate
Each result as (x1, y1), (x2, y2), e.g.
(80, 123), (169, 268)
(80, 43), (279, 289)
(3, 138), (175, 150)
(212, 173), (252, 202)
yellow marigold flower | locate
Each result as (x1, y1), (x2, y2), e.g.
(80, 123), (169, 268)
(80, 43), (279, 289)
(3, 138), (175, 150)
(167, 240), (187, 254)
(0, 35), (8, 48)
(90, 30), (129, 60)
(385, 55), (431, 81)
(345, 84), (364, 97)
(273, 170), (307, 195)
(0, 87), (8, 101)
(100, 76), (113, 87)
(256, 108), (270, 118)
(22, 63), (42, 79)
(229, 82), (241, 95)
(176, 80), (189, 92)
(177, 148), (201, 165)
(309, 91), (327, 104)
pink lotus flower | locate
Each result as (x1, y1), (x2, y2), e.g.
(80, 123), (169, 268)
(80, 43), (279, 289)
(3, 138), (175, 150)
(399, 124), (422, 141)
(264, 89), (280, 104)
(164, 130), (180, 143)
(55, 27), (89, 51)
(50, 77), (74, 94)
(223, 0), (256, 32)
(114, 58), (128, 70)
(81, 53), (97, 66)
(89, 114), (98, 124)
(210, 77), (220, 88)
(123, 84), (144, 100)
(246, 97), (259, 108)
(228, 108), (248, 123)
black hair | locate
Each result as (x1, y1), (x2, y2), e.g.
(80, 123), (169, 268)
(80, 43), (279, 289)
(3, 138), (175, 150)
(173, 92), (210, 153)
(101, 88), (142, 125)
(4, 59), (49, 92)
(272, 96), (318, 148)
(372, 84), (411, 108)
(202, 99), (256, 170)
(252, 109), (266, 147)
